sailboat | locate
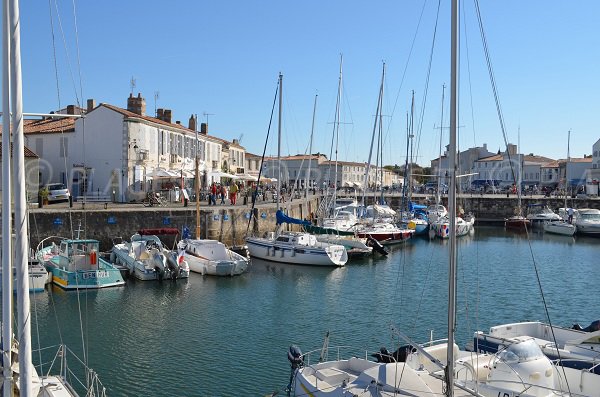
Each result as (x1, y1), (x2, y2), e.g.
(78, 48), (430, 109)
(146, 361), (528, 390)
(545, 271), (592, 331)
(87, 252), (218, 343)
(245, 74), (348, 267)
(176, 116), (249, 276)
(505, 130), (530, 231)
(1, 0), (106, 394)
(285, 2), (596, 396)
(543, 130), (576, 236)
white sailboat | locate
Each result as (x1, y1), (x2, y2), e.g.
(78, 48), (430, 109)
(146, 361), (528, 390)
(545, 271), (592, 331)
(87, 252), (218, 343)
(286, 2), (596, 396)
(1, 0), (105, 394)
(543, 130), (576, 236)
(245, 74), (348, 267)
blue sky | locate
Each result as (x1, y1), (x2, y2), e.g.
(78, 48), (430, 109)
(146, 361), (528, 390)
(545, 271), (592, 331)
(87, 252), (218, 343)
(18, 1), (600, 167)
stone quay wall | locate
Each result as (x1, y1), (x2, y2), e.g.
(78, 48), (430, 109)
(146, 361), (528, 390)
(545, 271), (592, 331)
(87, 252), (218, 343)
(26, 198), (320, 252)
(22, 194), (599, 252)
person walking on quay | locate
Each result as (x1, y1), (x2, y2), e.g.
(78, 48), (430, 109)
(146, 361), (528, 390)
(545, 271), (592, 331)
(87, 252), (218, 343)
(210, 182), (217, 205)
(220, 184), (227, 205)
(230, 182), (238, 205)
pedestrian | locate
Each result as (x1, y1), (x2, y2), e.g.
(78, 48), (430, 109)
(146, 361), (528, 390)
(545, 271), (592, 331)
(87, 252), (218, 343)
(220, 184), (227, 204)
(210, 182), (217, 205)
(230, 182), (238, 205)
(567, 207), (574, 224)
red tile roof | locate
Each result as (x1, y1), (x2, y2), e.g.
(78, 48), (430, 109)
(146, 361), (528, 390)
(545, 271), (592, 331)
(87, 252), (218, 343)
(0, 118), (75, 135)
(0, 142), (39, 158)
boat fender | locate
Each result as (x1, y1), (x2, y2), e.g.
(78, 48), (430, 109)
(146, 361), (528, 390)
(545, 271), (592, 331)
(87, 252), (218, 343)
(287, 345), (303, 369)
(90, 250), (97, 266)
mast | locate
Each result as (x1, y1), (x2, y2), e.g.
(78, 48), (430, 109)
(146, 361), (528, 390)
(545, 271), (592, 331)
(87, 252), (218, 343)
(436, 84), (445, 206)
(332, 56), (342, 210)
(277, 73), (282, 210)
(8, 0), (33, 392)
(361, 62), (385, 208)
(566, 129), (570, 208)
(195, 114), (201, 239)
(1, 0), (12, 392)
(305, 94), (317, 198)
(517, 126), (522, 214)
(446, 0), (459, 395)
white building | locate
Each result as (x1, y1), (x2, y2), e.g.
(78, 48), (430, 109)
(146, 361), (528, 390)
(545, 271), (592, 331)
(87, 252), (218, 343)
(0, 142), (40, 201)
(22, 94), (246, 202)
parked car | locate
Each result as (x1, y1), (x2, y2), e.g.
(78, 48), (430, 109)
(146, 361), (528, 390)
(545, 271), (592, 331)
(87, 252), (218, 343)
(46, 183), (70, 203)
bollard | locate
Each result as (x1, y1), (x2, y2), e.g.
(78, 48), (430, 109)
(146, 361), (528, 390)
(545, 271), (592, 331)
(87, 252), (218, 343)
(38, 194), (43, 208)
(184, 198), (189, 207)
(69, 195), (73, 208)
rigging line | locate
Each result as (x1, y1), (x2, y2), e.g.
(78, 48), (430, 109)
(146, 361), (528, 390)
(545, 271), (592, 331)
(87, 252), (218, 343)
(474, 1), (572, 394)
(245, 79), (279, 236)
(47, 0), (74, 240)
(52, 0), (81, 107)
(388, 0), (428, 131)
(414, 0), (442, 163)
(473, 0), (516, 185)
(462, 1), (478, 149)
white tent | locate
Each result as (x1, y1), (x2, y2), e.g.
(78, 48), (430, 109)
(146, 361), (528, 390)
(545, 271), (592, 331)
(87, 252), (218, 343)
(211, 171), (239, 180)
(147, 168), (178, 179)
(237, 174), (258, 181)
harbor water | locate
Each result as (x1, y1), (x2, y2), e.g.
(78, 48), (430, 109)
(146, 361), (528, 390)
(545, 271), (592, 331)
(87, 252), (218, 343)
(26, 226), (599, 396)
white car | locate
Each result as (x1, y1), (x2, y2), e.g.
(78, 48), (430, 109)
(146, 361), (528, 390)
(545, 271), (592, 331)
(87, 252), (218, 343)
(46, 183), (70, 203)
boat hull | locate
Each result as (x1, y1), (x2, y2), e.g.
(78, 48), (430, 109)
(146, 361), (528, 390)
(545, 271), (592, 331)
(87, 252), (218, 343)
(543, 221), (576, 236)
(246, 237), (347, 266)
(45, 258), (125, 290)
(356, 230), (414, 245)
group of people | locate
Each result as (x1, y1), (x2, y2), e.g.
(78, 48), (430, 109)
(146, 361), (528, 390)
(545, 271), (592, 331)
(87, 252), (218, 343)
(208, 182), (241, 205)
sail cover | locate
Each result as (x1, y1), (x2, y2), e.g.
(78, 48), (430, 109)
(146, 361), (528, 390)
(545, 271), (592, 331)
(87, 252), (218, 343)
(276, 210), (311, 226)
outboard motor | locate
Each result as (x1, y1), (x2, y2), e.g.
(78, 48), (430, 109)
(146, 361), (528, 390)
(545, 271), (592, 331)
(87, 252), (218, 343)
(372, 345), (415, 363)
(287, 345), (304, 394)
(166, 253), (181, 280)
(288, 345), (303, 369)
(152, 252), (167, 281)
(366, 235), (388, 256)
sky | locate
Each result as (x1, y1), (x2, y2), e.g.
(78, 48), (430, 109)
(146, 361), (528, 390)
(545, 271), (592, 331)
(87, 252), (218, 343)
(16, 1), (600, 167)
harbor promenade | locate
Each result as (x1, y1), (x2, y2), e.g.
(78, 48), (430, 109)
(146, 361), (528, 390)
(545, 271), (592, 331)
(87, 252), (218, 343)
(19, 192), (600, 251)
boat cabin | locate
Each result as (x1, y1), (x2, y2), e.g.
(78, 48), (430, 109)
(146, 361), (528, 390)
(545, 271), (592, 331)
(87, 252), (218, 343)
(275, 233), (317, 246)
(58, 239), (100, 271)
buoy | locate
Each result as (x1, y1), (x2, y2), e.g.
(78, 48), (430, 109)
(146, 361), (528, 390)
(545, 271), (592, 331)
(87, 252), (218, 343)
(408, 221), (416, 230)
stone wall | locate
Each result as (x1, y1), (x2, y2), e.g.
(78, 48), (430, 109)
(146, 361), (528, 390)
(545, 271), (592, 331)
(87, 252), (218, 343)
(27, 198), (320, 252)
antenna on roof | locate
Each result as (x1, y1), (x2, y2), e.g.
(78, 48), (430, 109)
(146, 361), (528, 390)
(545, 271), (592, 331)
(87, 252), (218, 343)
(203, 111), (215, 126)
(130, 76), (136, 94)
(237, 133), (244, 143)
(154, 91), (160, 117)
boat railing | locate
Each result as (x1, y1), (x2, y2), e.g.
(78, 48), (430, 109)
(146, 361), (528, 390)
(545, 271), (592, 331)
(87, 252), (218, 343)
(34, 343), (107, 397)
(300, 345), (372, 367)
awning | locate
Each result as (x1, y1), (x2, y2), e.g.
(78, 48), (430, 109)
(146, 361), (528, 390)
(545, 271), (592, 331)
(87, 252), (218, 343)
(237, 174), (258, 181)
(147, 168), (178, 178)
(211, 171), (239, 179)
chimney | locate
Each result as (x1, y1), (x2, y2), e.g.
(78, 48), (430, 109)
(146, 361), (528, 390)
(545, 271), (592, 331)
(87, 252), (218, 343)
(156, 108), (164, 120)
(127, 92), (146, 116)
(164, 109), (172, 123)
(86, 99), (96, 113)
(200, 122), (208, 135)
(176, 121), (181, 125)
(67, 105), (75, 115)
(232, 139), (239, 145)
(188, 114), (197, 131)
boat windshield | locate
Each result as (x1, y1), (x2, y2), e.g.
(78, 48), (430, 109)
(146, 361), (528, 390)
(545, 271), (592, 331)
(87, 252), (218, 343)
(497, 339), (545, 364)
(580, 212), (600, 220)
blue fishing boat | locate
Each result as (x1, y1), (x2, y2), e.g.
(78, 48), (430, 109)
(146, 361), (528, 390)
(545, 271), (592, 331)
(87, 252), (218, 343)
(37, 237), (125, 290)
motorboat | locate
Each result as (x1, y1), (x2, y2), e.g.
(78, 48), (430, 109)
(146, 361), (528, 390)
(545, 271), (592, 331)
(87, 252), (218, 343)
(178, 238), (248, 276)
(430, 215), (474, 239)
(425, 204), (447, 222)
(468, 320), (600, 364)
(504, 215), (531, 231)
(356, 221), (415, 245)
(111, 228), (190, 281)
(315, 235), (376, 257)
(543, 219), (576, 236)
(526, 204), (561, 226)
(0, 236), (49, 292)
(573, 208), (600, 235)
(37, 237), (125, 290)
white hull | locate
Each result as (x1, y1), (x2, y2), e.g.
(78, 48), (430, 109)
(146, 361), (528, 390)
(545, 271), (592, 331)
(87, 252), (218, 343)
(179, 239), (249, 276)
(543, 221), (576, 236)
(0, 263), (49, 292)
(246, 233), (347, 267)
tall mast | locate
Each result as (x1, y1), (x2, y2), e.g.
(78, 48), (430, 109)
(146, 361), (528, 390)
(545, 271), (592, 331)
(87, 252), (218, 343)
(446, 0), (459, 395)
(305, 94), (317, 198)
(8, 0), (33, 392)
(437, 84), (445, 205)
(332, 56), (342, 208)
(195, 114), (201, 239)
(277, 73), (282, 209)
(566, 129), (570, 208)
(361, 62), (385, 208)
(1, 0), (13, 393)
